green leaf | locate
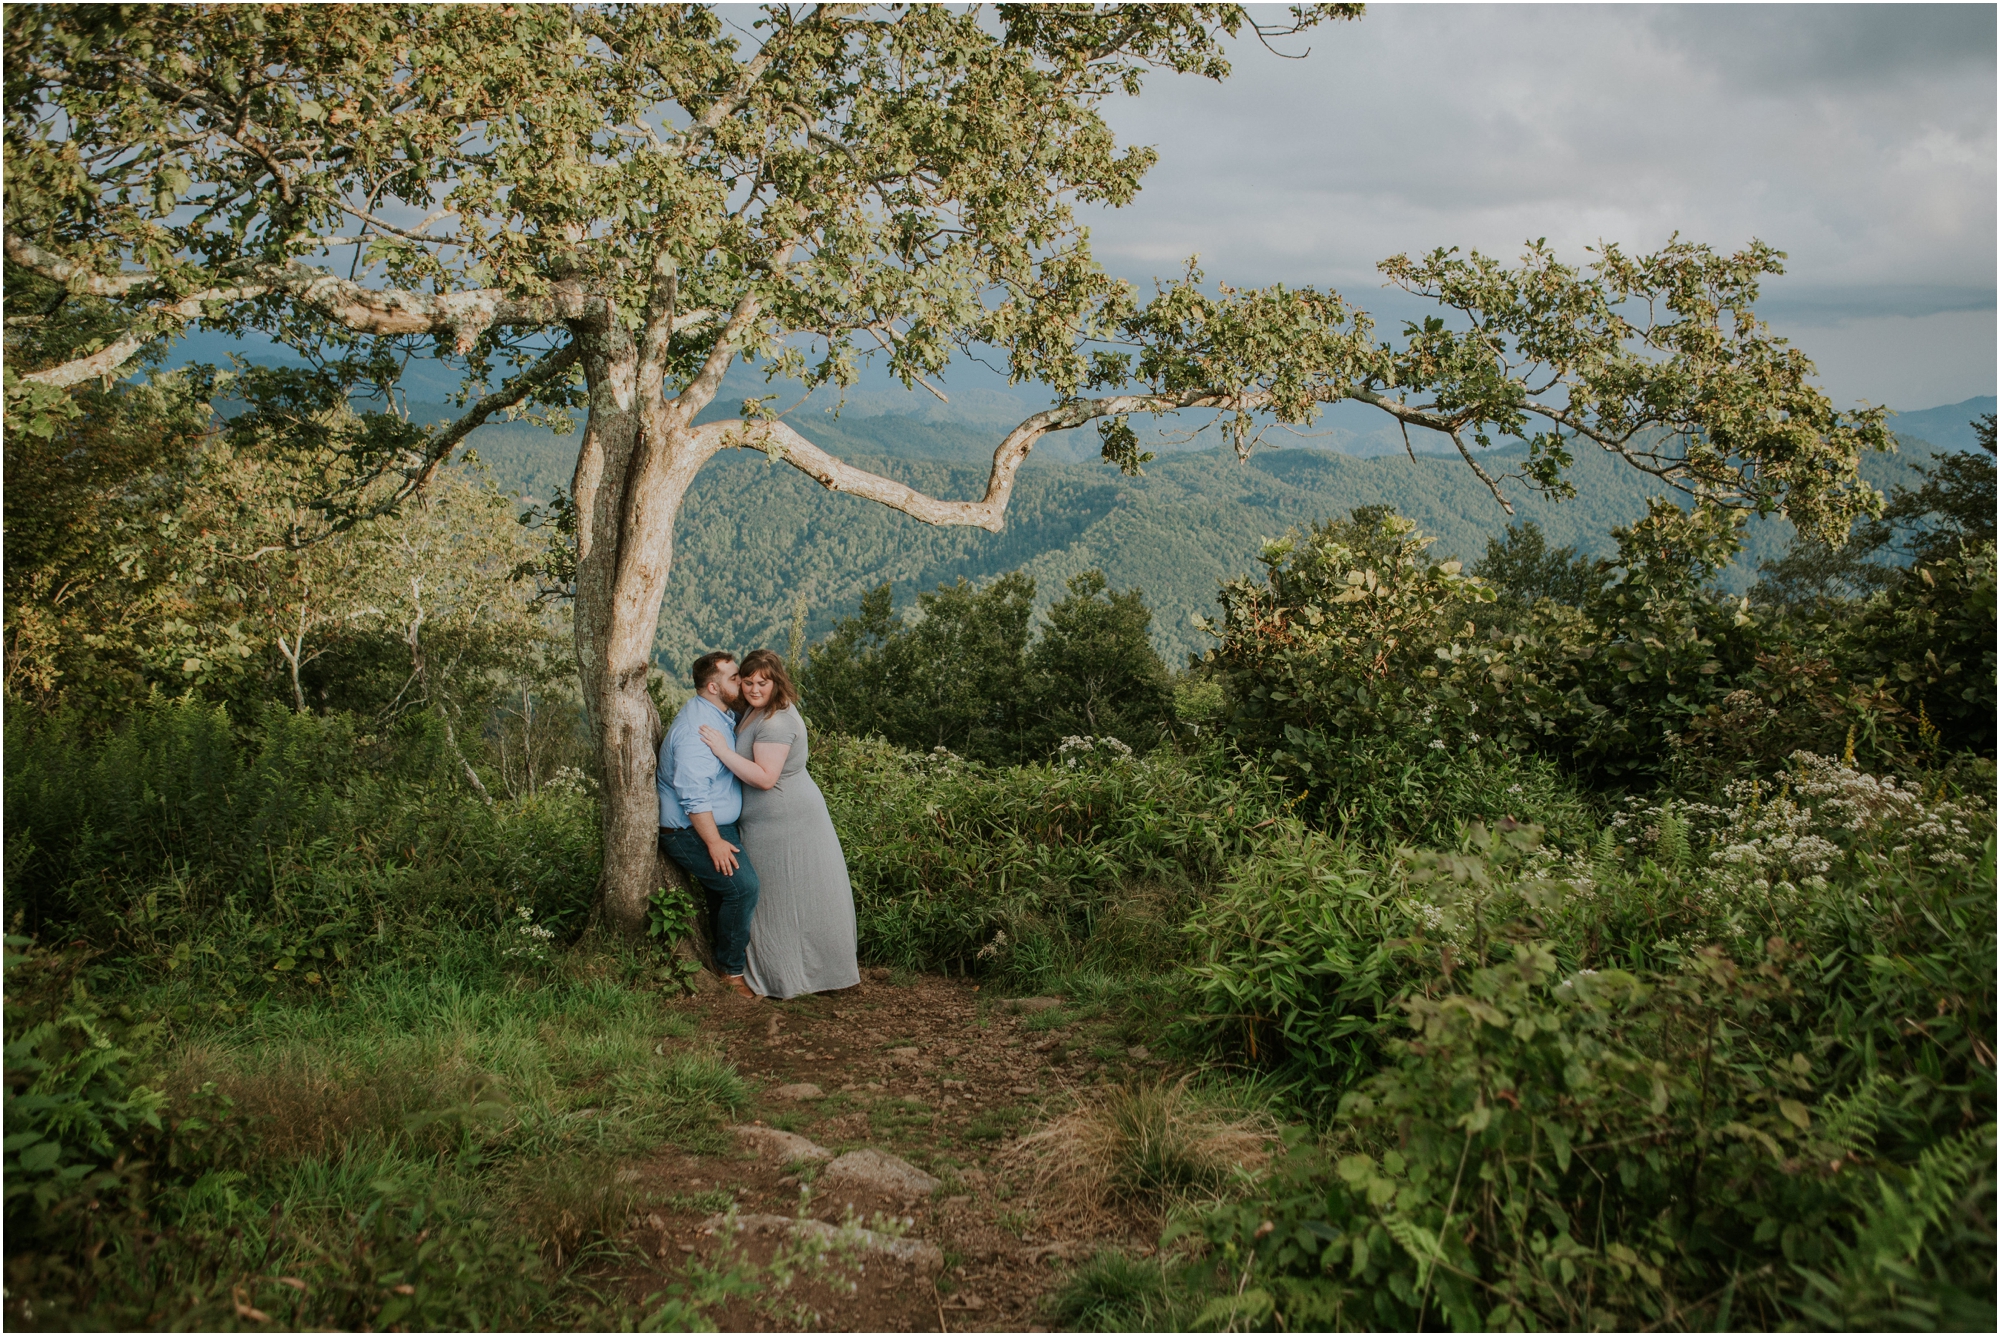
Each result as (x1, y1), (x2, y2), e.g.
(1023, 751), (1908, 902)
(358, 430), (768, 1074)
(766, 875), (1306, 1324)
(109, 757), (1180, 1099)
(1546, 1121), (1572, 1172)
(16, 1140), (64, 1172)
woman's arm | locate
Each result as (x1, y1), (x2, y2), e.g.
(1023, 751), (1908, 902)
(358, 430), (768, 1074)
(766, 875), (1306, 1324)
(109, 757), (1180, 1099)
(698, 724), (790, 790)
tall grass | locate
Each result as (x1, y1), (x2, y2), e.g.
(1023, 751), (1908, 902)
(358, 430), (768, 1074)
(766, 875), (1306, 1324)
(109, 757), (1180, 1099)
(0, 702), (709, 1331)
(814, 734), (1289, 981)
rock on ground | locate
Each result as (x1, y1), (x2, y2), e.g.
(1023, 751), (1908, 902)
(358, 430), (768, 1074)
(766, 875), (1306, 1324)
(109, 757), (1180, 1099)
(768, 1082), (824, 1101)
(820, 1148), (941, 1198)
(730, 1125), (832, 1162)
(700, 1212), (945, 1275)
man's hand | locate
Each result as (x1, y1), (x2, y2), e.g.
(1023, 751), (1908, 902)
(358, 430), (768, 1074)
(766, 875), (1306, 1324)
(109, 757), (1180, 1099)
(705, 837), (740, 876)
(690, 812), (740, 876)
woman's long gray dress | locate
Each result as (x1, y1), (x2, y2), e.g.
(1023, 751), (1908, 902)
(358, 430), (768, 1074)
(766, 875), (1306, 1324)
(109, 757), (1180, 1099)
(736, 705), (861, 999)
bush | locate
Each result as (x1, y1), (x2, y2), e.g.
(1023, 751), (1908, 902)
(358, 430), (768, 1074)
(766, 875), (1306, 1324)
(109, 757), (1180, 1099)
(811, 733), (1287, 981)
(1177, 828), (1417, 1102)
(1201, 936), (1994, 1331)
(1843, 540), (1997, 758)
(4, 697), (602, 1007)
(1174, 753), (1995, 1331)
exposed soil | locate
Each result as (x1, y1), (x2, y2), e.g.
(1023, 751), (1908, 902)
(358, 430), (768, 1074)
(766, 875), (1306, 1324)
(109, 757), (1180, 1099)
(592, 969), (1166, 1332)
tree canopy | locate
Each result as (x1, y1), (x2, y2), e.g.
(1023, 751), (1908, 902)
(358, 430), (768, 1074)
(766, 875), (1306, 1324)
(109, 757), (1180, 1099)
(9, 2), (1885, 537)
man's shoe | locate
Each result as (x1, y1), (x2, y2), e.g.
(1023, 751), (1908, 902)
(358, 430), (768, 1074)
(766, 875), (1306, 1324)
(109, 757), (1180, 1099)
(723, 974), (758, 1000)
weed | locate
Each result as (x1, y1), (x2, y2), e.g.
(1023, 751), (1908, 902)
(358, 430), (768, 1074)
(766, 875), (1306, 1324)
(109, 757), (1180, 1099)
(966, 1105), (1028, 1142)
(664, 1189), (735, 1214)
(502, 1153), (643, 1267)
(1051, 1249), (1190, 1332)
(1014, 1078), (1277, 1227)
(1019, 1006), (1077, 1033)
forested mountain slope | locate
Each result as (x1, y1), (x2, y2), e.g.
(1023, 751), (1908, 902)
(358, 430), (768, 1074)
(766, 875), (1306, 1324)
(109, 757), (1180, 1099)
(464, 411), (1970, 670)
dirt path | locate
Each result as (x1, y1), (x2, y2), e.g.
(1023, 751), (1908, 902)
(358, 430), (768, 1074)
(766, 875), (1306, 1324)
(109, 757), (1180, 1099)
(596, 969), (1162, 1331)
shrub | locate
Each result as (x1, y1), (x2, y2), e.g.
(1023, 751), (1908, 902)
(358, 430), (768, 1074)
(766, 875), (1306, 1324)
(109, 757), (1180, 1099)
(1177, 828), (1419, 1101)
(1206, 506), (1497, 757)
(4, 697), (602, 1010)
(1201, 938), (1995, 1331)
(1843, 540), (1997, 758)
(1178, 752), (1994, 1331)
(812, 733), (1287, 979)
(3, 938), (169, 1266)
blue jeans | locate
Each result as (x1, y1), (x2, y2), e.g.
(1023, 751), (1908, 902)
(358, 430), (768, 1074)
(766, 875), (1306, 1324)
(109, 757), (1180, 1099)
(658, 824), (759, 976)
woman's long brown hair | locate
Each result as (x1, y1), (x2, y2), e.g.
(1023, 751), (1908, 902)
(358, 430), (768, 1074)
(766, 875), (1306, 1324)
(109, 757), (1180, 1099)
(737, 648), (799, 720)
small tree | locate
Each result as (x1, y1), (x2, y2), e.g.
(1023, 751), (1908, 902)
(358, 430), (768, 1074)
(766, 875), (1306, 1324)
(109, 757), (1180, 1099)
(803, 573), (1036, 762)
(5, 3), (1890, 932)
(1024, 569), (1174, 754)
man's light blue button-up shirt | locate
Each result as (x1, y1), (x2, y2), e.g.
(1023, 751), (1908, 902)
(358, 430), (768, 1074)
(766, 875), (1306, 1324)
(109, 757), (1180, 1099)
(657, 696), (742, 829)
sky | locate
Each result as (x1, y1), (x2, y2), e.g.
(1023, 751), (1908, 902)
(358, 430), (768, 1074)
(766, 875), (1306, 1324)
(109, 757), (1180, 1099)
(1074, 1), (1997, 413)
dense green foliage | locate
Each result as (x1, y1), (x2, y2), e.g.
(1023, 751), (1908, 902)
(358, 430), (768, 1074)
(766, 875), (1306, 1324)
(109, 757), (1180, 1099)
(7, 657), (1993, 1333)
(813, 735), (1282, 979)
(0, 702), (756, 1331)
(1186, 771), (1994, 1331)
(803, 569), (1175, 764)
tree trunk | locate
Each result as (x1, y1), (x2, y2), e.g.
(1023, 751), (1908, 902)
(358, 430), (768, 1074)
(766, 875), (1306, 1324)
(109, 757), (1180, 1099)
(570, 323), (729, 938)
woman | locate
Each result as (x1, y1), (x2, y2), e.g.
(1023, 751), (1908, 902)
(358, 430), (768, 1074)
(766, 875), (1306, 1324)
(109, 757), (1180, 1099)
(697, 648), (860, 999)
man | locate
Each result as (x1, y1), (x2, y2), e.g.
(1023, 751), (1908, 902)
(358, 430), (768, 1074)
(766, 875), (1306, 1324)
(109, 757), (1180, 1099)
(658, 650), (760, 1000)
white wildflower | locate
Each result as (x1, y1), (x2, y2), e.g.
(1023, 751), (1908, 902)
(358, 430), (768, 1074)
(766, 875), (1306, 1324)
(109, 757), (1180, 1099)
(502, 905), (557, 961)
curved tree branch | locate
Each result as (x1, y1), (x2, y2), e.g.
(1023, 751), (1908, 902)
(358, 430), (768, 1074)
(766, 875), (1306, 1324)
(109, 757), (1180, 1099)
(706, 386), (1318, 533)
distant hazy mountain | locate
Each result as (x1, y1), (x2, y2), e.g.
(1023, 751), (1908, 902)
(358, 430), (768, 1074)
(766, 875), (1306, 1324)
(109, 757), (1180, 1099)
(1883, 398), (1994, 454)
(466, 410), (1968, 673)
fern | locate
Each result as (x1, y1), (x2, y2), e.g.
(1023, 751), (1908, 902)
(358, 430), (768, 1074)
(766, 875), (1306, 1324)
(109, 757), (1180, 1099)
(1590, 825), (1621, 881)
(1656, 802), (1692, 872)
(1813, 1074), (1887, 1160)
(1849, 1123), (1996, 1270)
(1789, 1124), (1999, 1328)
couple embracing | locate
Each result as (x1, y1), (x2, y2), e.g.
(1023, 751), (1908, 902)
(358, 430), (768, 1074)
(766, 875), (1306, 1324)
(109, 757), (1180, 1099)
(656, 649), (859, 1001)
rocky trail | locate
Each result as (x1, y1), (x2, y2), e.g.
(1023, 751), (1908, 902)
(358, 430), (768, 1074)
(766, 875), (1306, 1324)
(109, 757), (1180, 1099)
(592, 969), (1168, 1331)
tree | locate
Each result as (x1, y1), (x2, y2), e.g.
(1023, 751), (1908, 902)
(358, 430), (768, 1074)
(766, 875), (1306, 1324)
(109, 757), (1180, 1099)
(797, 582), (900, 743)
(1755, 414), (1997, 610)
(4, 3), (1892, 933)
(1471, 522), (1603, 611)
(803, 573), (1036, 763)
(1024, 570), (1173, 754)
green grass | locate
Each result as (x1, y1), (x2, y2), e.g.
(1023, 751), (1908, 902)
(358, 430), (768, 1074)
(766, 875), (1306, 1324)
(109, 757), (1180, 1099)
(6, 921), (746, 1330)
(964, 1104), (1031, 1142)
(1050, 1249), (1196, 1332)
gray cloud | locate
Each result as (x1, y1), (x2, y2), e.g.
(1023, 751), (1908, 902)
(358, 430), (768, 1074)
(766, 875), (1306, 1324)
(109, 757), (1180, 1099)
(1081, 3), (1995, 407)
(1643, 3), (1995, 88)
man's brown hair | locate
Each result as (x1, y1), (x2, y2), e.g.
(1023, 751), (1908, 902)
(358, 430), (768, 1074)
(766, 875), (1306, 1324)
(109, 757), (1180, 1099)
(737, 648), (799, 717)
(690, 650), (737, 692)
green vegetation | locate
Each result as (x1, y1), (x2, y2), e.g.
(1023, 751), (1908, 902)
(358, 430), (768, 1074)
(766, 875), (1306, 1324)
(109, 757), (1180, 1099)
(6, 4), (1990, 1327)
(803, 568), (1174, 764)
(1, 700), (760, 1329)
(8, 411), (1993, 1328)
